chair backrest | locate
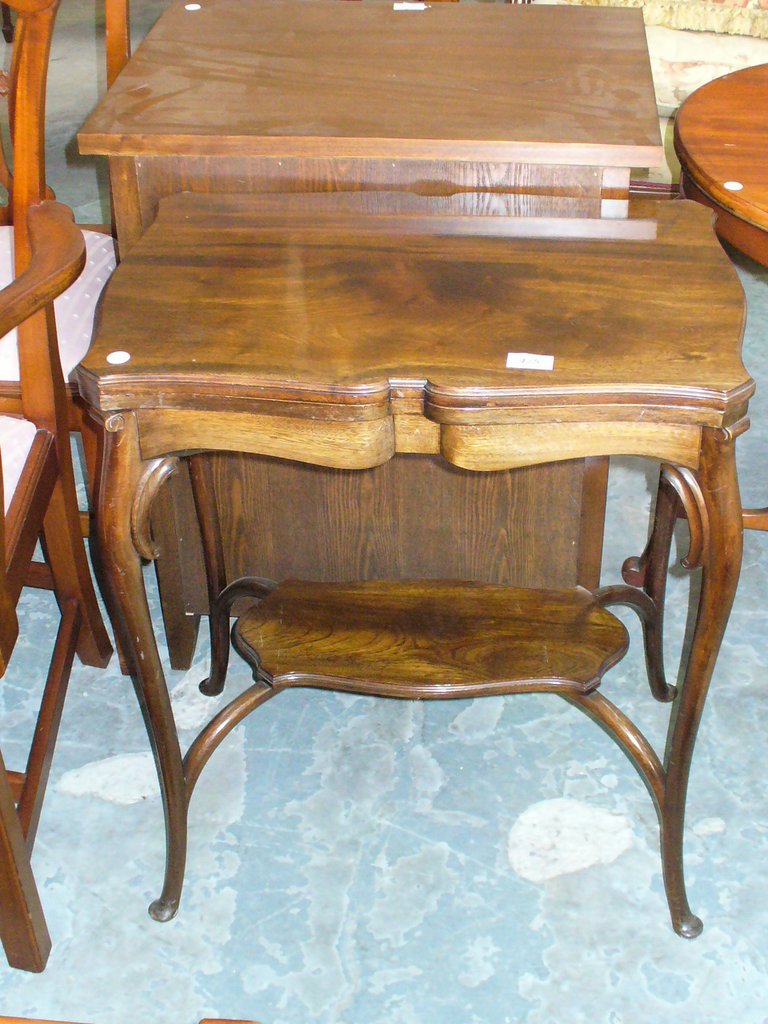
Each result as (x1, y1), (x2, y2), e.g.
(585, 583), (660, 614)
(0, 0), (57, 228)
(105, 0), (130, 88)
(0, 0), (109, 974)
(5, 0), (57, 257)
(0, 0), (85, 656)
(1, 0), (72, 445)
(0, 0), (97, 656)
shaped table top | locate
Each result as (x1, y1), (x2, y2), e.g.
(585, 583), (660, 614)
(78, 196), (751, 431)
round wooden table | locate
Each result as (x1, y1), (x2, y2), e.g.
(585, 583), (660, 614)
(675, 63), (768, 529)
(675, 63), (768, 265)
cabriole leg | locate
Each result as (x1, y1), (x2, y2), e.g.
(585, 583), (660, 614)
(661, 427), (743, 937)
(620, 466), (680, 702)
(96, 412), (188, 921)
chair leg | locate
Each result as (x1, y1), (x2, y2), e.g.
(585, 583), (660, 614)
(41, 472), (111, 669)
(16, 600), (79, 848)
(0, 748), (50, 973)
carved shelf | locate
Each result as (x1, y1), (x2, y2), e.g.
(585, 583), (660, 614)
(233, 579), (629, 699)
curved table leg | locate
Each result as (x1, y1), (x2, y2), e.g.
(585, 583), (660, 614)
(188, 454), (229, 696)
(198, 577), (277, 697)
(619, 466), (680, 702)
(661, 426), (743, 937)
(95, 412), (188, 921)
(188, 454), (277, 697)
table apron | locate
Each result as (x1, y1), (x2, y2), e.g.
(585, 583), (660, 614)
(133, 407), (702, 471)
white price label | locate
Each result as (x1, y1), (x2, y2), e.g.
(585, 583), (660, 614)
(393, 2), (428, 10)
(506, 352), (555, 371)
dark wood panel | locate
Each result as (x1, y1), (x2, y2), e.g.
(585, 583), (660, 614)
(121, 156), (610, 245)
(173, 454), (591, 615)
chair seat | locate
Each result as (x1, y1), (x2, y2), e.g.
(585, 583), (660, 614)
(0, 227), (116, 381)
(0, 415), (36, 513)
(234, 579), (629, 698)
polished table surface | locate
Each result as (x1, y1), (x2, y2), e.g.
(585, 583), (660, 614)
(78, 0), (664, 665)
(80, 0), (661, 164)
(76, 198), (752, 936)
(80, 199), (750, 424)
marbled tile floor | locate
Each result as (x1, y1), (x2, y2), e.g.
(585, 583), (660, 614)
(3, 4), (768, 1022)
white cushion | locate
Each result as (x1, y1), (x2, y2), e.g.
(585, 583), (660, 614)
(0, 415), (37, 513)
(0, 226), (116, 381)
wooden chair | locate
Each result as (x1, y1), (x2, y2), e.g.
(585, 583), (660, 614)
(0, 0), (117, 539)
(0, 0), (112, 974)
(0, 0), (116, 637)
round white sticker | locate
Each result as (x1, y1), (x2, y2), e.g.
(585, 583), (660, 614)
(106, 350), (132, 365)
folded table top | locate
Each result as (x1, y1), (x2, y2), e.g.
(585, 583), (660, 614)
(79, 0), (662, 168)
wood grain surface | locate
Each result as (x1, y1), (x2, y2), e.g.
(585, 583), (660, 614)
(79, 0), (662, 168)
(235, 579), (629, 696)
(111, 160), (626, 254)
(79, 196), (751, 428)
(200, 451), (593, 592)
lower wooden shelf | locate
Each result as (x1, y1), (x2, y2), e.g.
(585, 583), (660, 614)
(232, 579), (629, 699)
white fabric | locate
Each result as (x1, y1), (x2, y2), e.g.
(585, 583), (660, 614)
(0, 415), (37, 513)
(0, 226), (117, 381)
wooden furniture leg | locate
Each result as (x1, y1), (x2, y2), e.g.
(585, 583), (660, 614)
(15, 599), (80, 845)
(573, 427), (744, 935)
(42, 467), (112, 670)
(188, 452), (276, 697)
(659, 426), (743, 936)
(188, 454), (229, 691)
(197, 576), (277, 698)
(577, 455), (609, 589)
(609, 466), (682, 702)
(0, 747), (49, 973)
(96, 411), (187, 921)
